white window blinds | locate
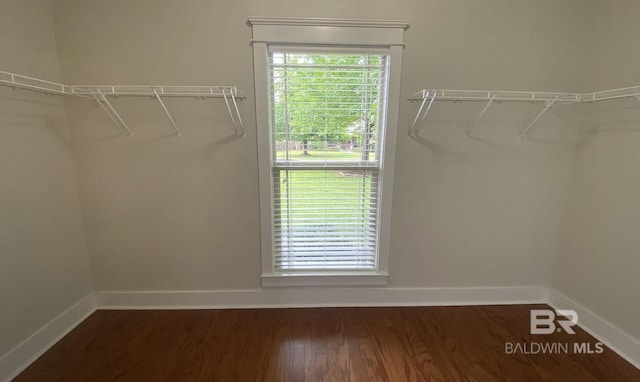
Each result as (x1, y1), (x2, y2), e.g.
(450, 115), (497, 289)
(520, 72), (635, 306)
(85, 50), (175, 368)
(268, 49), (389, 271)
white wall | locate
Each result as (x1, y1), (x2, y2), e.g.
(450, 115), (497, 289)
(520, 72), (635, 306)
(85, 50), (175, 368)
(0, 0), (93, 357)
(50, 0), (591, 292)
(2, 0), (638, 373)
(553, 0), (640, 340)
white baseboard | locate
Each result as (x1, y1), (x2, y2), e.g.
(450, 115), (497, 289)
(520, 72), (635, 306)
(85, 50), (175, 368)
(0, 294), (97, 382)
(548, 289), (640, 370)
(95, 286), (547, 309)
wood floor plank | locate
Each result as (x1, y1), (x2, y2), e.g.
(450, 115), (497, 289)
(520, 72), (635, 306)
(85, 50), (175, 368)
(12, 305), (640, 382)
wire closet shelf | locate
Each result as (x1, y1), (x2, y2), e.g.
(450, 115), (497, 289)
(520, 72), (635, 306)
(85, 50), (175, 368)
(408, 89), (583, 140)
(408, 86), (640, 140)
(0, 70), (245, 138)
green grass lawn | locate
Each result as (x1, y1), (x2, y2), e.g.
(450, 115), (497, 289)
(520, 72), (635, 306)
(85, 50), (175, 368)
(273, 151), (378, 268)
(275, 168), (377, 269)
(275, 168), (377, 235)
(275, 169), (377, 270)
(274, 150), (376, 223)
(274, 151), (377, 224)
(276, 150), (374, 161)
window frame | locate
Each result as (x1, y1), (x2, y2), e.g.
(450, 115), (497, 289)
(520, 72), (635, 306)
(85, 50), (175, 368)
(249, 17), (408, 287)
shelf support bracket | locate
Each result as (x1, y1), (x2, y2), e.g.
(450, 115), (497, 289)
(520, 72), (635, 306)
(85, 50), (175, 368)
(222, 89), (245, 137)
(153, 89), (183, 137)
(519, 97), (558, 140)
(230, 92), (245, 137)
(94, 89), (133, 137)
(466, 95), (497, 138)
(409, 92), (437, 139)
(92, 94), (125, 136)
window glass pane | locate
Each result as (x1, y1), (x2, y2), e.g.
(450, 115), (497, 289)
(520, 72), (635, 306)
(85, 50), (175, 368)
(270, 52), (385, 164)
(273, 169), (378, 270)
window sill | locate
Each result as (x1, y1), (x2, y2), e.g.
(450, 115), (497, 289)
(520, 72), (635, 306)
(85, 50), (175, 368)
(261, 271), (389, 287)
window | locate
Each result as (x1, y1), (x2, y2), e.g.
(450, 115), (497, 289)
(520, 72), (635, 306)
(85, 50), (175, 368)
(249, 18), (408, 286)
(271, 50), (386, 272)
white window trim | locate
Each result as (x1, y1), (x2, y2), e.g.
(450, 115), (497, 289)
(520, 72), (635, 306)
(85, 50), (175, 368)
(249, 17), (408, 287)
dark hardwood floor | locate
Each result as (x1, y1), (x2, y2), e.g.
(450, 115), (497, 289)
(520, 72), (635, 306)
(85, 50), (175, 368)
(14, 305), (639, 381)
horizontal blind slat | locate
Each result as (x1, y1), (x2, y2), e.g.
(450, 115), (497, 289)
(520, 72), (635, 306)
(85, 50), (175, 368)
(272, 168), (378, 270)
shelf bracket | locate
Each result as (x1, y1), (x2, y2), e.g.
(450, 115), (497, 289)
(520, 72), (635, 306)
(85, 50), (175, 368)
(93, 89), (133, 137)
(519, 97), (558, 140)
(409, 92), (437, 139)
(230, 91), (245, 137)
(92, 94), (125, 136)
(466, 95), (497, 138)
(153, 89), (183, 137)
(222, 89), (245, 137)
